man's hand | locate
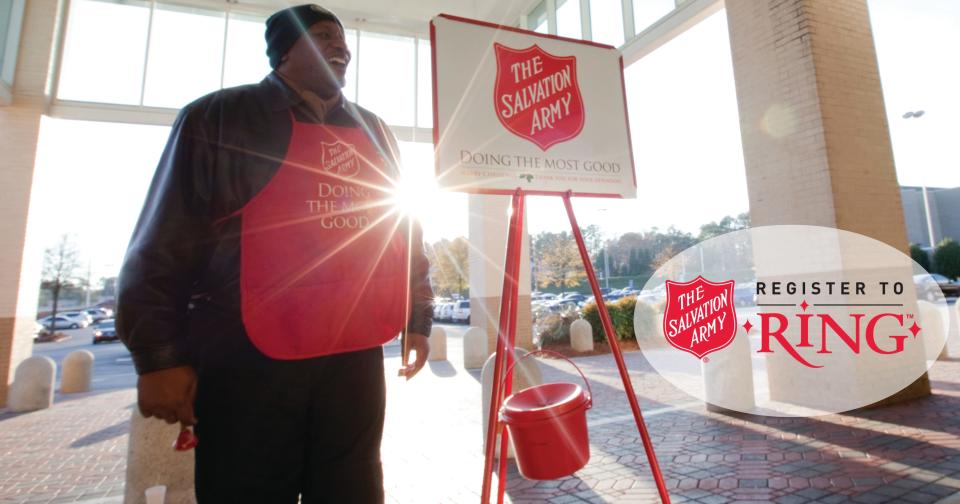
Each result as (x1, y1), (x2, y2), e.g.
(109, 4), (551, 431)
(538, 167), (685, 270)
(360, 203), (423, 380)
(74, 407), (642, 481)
(399, 332), (430, 380)
(137, 365), (198, 426)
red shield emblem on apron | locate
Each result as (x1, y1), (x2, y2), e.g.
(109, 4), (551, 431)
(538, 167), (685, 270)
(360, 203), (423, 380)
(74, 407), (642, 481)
(321, 141), (360, 178)
(493, 43), (585, 151)
(662, 276), (738, 360)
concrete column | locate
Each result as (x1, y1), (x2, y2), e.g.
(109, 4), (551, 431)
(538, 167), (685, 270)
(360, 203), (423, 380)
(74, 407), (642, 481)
(725, 0), (930, 403)
(0, 0), (62, 406)
(125, 412), (197, 504)
(467, 195), (534, 355)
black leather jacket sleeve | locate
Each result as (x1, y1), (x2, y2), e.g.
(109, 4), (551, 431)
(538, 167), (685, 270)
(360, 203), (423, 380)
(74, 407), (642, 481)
(117, 103), (217, 375)
(118, 77), (434, 375)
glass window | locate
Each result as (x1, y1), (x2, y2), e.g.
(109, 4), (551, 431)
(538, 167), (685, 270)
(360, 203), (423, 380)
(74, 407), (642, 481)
(57, 0), (150, 105)
(222, 12), (270, 88)
(33, 117), (171, 281)
(556, 0), (582, 39)
(622, 11), (748, 232)
(868, 0), (960, 188)
(358, 32), (415, 127)
(633, 0), (675, 34)
(0, 0), (11, 79)
(143, 4), (225, 109)
(529, 1), (549, 34)
(417, 38), (432, 128)
(342, 29), (358, 103)
(590, 0), (625, 47)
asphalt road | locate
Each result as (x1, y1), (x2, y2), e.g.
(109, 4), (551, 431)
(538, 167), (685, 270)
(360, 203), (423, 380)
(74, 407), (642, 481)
(31, 326), (137, 391)
(28, 324), (462, 393)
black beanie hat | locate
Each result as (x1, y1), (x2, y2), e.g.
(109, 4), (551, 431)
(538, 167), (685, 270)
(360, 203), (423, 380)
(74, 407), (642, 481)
(265, 4), (344, 69)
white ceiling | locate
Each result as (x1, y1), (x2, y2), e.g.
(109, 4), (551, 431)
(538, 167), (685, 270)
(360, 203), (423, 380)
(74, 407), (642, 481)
(230, 0), (540, 34)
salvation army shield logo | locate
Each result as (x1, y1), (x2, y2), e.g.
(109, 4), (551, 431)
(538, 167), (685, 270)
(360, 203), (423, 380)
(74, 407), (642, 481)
(662, 276), (738, 360)
(493, 43), (585, 151)
(321, 141), (360, 178)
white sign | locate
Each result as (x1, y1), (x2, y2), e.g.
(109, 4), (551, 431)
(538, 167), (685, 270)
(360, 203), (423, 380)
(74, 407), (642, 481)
(430, 14), (636, 198)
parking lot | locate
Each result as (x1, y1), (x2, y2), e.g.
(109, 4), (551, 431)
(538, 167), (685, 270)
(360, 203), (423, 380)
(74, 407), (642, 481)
(32, 326), (137, 391)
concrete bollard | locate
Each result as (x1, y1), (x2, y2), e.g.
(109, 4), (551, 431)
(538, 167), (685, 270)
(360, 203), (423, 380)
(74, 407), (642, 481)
(703, 312), (756, 413)
(463, 326), (489, 369)
(480, 349), (543, 458)
(428, 326), (447, 361)
(125, 411), (196, 504)
(570, 319), (594, 353)
(61, 350), (94, 394)
(917, 300), (949, 361)
(951, 300), (960, 358)
(8, 356), (56, 412)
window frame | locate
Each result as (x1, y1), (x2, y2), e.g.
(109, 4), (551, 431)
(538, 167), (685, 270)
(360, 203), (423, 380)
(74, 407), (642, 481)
(49, 0), (434, 142)
(0, 0), (25, 105)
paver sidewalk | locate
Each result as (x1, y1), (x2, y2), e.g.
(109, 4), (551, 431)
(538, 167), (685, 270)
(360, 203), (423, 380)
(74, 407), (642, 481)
(4, 326), (960, 503)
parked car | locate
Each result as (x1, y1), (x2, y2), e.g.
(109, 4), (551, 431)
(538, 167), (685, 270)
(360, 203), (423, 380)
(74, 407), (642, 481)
(637, 284), (667, 305)
(452, 300), (470, 324)
(92, 318), (119, 344)
(531, 292), (555, 302)
(543, 299), (580, 313)
(439, 303), (455, 322)
(85, 307), (113, 323)
(433, 298), (452, 319)
(584, 291), (625, 305)
(559, 293), (588, 305)
(60, 311), (92, 327)
(38, 315), (81, 330)
(733, 282), (756, 306)
(914, 274), (960, 300)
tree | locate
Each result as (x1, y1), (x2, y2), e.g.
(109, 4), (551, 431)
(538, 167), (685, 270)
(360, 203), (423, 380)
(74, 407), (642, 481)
(428, 237), (470, 297)
(934, 239), (960, 279)
(41, 235), (83, 324)
(533, 231), (586, 289)
(581, 224), (603, 272)
(910, 243), (932, 272)
(698, 212), (751, 241)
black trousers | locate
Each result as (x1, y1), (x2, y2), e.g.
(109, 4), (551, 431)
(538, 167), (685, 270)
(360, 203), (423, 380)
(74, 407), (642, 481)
(193, 346), (386, 504)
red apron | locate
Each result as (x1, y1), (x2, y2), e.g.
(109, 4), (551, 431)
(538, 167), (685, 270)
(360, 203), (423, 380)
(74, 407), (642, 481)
(237, 114), (408, 359)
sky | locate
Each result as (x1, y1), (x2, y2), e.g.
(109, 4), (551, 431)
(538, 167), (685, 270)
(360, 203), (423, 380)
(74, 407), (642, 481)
(28, 0), (960, 282)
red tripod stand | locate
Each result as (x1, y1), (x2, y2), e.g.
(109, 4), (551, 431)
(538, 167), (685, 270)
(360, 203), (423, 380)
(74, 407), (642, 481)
(479, 189), (671, 504)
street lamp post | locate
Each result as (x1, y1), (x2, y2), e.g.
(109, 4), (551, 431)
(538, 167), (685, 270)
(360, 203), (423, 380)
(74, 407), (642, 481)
(903, 110), (937, 249)
(604, 241), (610, 289)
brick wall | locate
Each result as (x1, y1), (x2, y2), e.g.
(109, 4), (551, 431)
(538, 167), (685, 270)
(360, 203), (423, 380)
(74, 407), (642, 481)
(0, 0), (60, 406)
(725, 0), (907, 251)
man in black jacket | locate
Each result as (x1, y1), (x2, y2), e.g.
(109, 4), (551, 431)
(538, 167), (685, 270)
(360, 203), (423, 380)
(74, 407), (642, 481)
(117, 5), (433, 503)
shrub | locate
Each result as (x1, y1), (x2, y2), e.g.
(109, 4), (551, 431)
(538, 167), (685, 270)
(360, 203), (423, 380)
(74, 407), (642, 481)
(534, 305), (579, 345)
(581, 296), (653, 342)
(610, 296), (637, 342)
(910, 243), (931, 272)
(934, 239), (960, 279)
(632, 299), (659, 342)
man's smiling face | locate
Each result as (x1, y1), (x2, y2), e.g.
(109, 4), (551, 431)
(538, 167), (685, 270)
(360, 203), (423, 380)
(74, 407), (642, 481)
(279, 20), (351, 98)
